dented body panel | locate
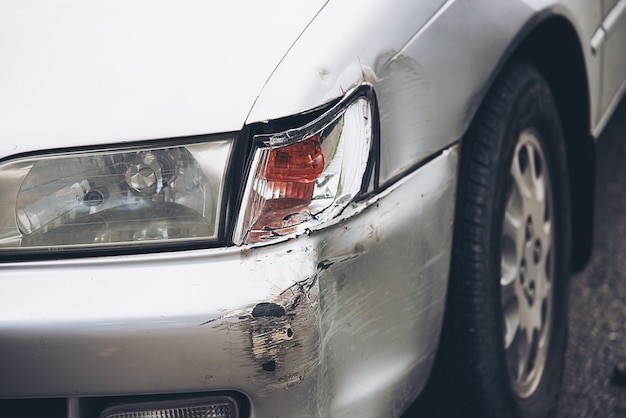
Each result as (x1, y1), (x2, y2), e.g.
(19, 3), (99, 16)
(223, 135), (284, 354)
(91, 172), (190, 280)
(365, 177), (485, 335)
(0, 147), (458, 417)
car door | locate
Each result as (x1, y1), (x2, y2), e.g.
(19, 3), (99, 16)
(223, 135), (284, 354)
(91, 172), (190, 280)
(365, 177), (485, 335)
(599, 0), (626, 115)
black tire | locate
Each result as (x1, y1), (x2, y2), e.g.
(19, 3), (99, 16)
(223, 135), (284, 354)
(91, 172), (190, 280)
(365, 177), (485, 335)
(445, 61), (571, 417)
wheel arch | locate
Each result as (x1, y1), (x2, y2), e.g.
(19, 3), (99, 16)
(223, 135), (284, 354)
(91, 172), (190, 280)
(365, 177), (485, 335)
(490, 16), (595, 273)
(517, 16), (594, 273)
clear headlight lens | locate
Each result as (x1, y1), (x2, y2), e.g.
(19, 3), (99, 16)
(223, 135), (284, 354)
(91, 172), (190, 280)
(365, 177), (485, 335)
(234, 87), (375, 244)
(0, 137), (233, 253)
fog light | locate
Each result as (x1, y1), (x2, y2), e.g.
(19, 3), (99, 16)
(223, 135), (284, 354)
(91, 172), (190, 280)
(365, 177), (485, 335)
(99, 397), (238, 418)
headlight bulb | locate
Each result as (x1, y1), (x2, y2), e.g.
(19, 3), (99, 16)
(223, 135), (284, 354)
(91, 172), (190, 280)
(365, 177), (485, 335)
(125, 151), (163, 196)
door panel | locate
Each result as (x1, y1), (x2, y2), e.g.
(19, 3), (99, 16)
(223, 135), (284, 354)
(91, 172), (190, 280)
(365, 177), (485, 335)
(600, 0), (626, 113)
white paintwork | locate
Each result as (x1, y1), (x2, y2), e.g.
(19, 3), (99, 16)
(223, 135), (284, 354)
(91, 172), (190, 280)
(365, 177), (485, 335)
(0, 0), (326, 158)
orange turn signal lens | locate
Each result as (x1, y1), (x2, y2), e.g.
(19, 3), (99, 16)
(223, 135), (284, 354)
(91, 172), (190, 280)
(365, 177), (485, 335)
(266, 135), (324, 182)
(263, 135), (325, 201)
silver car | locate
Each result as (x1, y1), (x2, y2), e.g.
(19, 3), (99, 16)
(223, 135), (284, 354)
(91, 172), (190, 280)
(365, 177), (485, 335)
(1, 0), (625, 417)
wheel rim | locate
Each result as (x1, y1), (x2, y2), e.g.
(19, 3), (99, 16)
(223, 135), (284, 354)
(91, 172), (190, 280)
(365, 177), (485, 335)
(500, 129), (554, 399)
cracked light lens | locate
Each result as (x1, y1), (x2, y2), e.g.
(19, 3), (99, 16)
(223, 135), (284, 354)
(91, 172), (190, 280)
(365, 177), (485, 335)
(0, 138), (233, 253)
(235, 93), (373, 244)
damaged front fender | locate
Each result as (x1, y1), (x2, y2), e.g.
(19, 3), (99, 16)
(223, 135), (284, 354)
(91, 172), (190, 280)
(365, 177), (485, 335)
(204, 143), (459, 417)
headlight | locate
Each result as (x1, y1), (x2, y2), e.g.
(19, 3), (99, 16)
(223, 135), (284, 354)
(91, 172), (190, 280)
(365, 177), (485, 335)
(0, 137), (233, 255)
(234, 85), (376, 244)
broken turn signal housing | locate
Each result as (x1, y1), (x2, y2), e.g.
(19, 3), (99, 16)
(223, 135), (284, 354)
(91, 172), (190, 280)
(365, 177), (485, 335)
(234, 85), (376, 244)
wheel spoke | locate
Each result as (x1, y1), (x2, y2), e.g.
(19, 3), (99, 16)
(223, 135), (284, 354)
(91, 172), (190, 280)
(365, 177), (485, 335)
(506, 330), (531, 382)
(537, 219), (552, 247)
(501, 213), (520, 287)
(535, 260), (552, 306)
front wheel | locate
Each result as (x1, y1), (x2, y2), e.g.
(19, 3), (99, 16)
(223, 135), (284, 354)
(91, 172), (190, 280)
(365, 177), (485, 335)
(445, 61), (571, 417)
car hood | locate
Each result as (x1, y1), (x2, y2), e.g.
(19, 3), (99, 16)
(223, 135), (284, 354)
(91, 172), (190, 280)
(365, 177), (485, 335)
(0, 1), (327, 159)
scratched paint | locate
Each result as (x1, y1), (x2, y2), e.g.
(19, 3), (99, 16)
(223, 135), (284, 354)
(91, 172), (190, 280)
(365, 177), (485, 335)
(199, 146), (459, 417)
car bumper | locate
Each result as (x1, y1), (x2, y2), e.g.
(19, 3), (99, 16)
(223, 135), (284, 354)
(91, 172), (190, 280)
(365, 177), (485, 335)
(0, 145), (458, 418)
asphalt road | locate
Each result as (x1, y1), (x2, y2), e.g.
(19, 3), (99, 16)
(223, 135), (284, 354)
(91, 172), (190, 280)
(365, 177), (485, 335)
(556, 95), (626, 417)
(404, 95), (626, 418)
